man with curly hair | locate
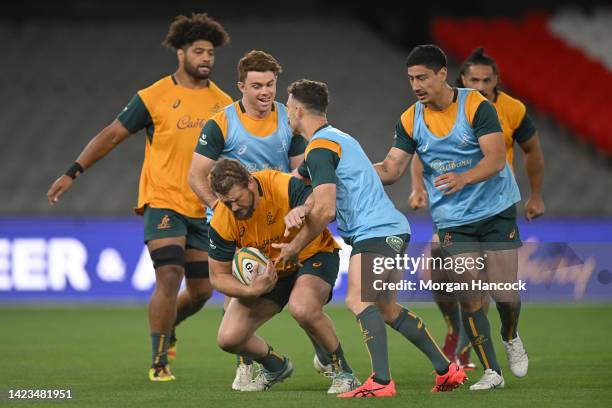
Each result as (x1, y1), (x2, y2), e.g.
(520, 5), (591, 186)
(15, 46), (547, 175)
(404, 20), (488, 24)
(46, 13), (232, 381)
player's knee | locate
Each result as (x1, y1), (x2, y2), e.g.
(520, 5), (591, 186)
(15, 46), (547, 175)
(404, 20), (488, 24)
(216, 329), (243, 353)
(186, 278), (213, 304)
(288, 300), (320, 326)
(344, 292), (363, 315)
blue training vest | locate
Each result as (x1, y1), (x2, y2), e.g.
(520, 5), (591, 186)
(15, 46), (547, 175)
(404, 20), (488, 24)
(207, 101), (294, 221)
(412, 88), (520, 229)
(309, 125), (410, 243)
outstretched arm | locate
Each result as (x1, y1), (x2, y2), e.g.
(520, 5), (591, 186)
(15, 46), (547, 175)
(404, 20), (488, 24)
(47, 119), (132, 204)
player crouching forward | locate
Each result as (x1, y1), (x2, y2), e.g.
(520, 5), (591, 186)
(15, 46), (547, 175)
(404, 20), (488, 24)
(207, 158), (360, 393)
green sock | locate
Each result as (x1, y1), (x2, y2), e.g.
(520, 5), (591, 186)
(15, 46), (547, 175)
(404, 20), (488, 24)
(357, 305), (390, 384)
(496, 301), (521, 342)
(462, 308), (501, 374)
(309, 335), (332, 365)
(254, 345), (286, 372)
(151, 332), (171, 367)
(222, 308), (253, 366)
(390, 307), (449, 374)
(440, 302), (462, 336)
(456, 323), (472, 357)
(329, 343), (353, 373)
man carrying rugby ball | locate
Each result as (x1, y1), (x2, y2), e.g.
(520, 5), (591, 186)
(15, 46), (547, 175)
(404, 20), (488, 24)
(207, 158), (359, 393)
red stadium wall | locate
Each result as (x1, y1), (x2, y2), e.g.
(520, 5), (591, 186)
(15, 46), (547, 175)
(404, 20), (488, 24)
(431, 13), (612, 155)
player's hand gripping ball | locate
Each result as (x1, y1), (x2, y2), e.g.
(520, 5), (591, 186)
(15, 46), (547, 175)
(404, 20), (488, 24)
(232, 247), (268, 285)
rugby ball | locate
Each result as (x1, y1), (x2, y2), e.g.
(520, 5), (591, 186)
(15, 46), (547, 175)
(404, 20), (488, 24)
(232, 247), (268, 285)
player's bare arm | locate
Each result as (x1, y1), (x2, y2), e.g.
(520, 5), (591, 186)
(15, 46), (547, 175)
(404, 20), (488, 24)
(188, 153), (220, 209)
(374, 147), (412, 185)
(289, 154), (305, 170)
(283, 193), (314, 236)
(519, 133), (545, 221)
(209, 258), (277, 298)
(435, 131), (506, 195)
(408, 155), (428, 209)
(47, 119), (132, 204)
(273, 183), (335, 266)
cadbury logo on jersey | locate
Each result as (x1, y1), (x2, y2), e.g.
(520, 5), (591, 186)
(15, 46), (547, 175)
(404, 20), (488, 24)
(177, 115), (207, 130)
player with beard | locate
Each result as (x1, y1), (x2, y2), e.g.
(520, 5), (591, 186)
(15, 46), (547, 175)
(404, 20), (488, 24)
(46, 13), (232, 381)
(188, 50), (311, 390)
(206, 159), (360, 394)
(409, 47), (544, 371)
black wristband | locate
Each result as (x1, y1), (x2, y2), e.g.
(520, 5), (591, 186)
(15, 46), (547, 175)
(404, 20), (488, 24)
(65, 162), (84, 179)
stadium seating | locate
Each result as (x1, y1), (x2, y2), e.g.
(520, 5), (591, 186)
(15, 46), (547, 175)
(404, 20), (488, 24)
(1, 17), (611, 217)
(432, 9), (612, 155)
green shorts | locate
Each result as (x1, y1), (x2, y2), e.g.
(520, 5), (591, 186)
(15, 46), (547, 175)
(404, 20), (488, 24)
(143, 206), (209, 251)
(349, 234), (410, 258)
(437, 204), (522, 256)
(262, 251), (339, 308)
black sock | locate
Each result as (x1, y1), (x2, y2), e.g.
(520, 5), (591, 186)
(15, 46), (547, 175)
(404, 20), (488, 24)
(462, 308), (501, 374)
(496, 301), (521, 342)
(357, 305), (391, 384)
(390, 307), (449, 374)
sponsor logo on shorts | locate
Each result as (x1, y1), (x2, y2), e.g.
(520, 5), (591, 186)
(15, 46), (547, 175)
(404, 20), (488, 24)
(509, 229), (516, 240)
(199, 133), (208, 145)
(157, 215), (171, 230)
(312, 261), (323, 268)
(385, 236), (404, 253)
(172, 99), (181, 109)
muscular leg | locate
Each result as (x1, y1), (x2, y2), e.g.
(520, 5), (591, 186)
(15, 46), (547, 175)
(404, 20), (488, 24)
(288, 274), (352, 373)
(451, 252), (502, 375)
(345, 253), (392, 383)
(148, 237), (185, 367)
(485, 249), (521, 341)
(217, 297), (284, 371)
(174, 249), (212, 328)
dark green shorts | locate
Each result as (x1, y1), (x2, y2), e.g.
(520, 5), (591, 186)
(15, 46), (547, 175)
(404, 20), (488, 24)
(143, 206), (209, 251)
(349, 234), (410, 258)
(262, 251), (339, 308)
(437, 204), (522, 256)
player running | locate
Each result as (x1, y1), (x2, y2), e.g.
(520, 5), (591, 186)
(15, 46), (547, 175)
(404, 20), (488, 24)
(409, 47), (544, 371)
(188, 50), (311, 390)
(46, 13), (232, 381)
(376, 44), (527, 390)
(275, 79), (467, 398)
(207, 158), (360, 394)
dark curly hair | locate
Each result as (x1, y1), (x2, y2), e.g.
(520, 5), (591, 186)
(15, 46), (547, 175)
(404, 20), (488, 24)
(162, 13), (230, 50)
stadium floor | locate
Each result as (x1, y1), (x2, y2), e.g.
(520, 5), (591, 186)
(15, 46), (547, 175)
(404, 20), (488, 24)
(2, 304), (611, 407)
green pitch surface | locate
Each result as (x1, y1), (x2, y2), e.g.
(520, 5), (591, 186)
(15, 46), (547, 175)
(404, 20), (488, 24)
(2, 304), (612, 407)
